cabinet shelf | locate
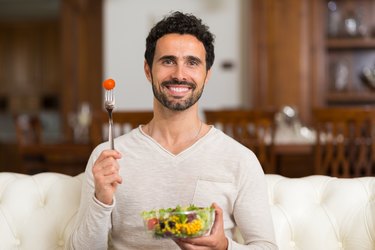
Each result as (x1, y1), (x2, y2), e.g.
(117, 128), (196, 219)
(322, 0), (375, 107)
(326, 38), (375, 49)
(326, 91), (375, 104)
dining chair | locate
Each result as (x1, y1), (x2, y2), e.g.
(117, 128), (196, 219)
(14, 113), (91, 175)
(90, 110), (153, 147)
(312, 107), (375, 177)
(14, 114), (46, 174)
(204, 109), (277, 174)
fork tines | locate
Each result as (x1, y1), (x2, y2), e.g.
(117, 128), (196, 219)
(105, 90), (115, 109)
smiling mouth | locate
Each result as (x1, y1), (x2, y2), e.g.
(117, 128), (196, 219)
(168, 85), (190, 92)
(163, 85), (191, 98)
(162, 80), (196, 97)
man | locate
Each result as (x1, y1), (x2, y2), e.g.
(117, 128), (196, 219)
(68, 11), (277, 249)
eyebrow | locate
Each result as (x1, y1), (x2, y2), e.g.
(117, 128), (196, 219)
(158, 55), (203, 64)
(158, 55), (176, 62)
(186, 55), (203, 64)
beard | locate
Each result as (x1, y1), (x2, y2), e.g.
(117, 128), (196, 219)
(151, 78), (205, 111)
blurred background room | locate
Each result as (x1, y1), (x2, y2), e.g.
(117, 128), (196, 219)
(1, 0), (375, 177)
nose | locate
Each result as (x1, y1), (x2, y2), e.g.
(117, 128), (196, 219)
(171, 65), (187, 81)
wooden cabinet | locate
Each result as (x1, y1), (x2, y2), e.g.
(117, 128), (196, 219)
(0, 0), (103, 137)
(0, 1), (103, 174)
(248, 0), (375, 177)
(323, 0), (375, 105)
(0, 21), (61, 113)
(249, 0), (319, 124)
(249, 0), (375, 125)
(40, 23), (61, 97)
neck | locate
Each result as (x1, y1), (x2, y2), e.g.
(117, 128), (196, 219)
(147, 118), (202, 142)
(144, 109), (205, 154)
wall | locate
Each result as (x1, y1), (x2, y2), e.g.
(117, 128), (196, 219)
(103, 0), (248, 113)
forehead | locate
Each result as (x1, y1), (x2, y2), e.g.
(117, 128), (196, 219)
(154, 33), (206, 58)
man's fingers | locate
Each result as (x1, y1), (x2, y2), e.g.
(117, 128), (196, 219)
(96, 149), (122, 163)
(174, 239), (196, 250)
(100, 174), (122, 186)
(210, 202), (223, 234)
(93, 152), (121, 174)
(98, 160), (119, 175)
(92, 150), (123, 205)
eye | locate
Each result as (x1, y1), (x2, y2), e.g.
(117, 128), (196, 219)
(187, 58), (200, 66)
(162, 58), (175, 65)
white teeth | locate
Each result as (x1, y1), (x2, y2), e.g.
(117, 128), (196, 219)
(170, 87), (188, 92)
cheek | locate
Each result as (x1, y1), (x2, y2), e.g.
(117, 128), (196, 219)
(152, 67), (172, 81)
(191, 70), (208, 83)
(182, 66), (202, 77)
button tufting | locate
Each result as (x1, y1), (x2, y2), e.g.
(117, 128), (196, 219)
(272, 197), (278, 205)
(338, 242), (343, 248)
(58, 239), (64, 246)
(290, 241), (296, 247)
(41, 197), (48, 207)
(15, 239), (21, 246)
(316, 197), (322, 205)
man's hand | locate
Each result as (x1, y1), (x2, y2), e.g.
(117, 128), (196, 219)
(174, 203), (228, 250)
(92, 150), (122, 205)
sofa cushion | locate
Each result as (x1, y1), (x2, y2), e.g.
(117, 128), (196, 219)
(266, 174), (375, 250)
(0, 172), (83, 249)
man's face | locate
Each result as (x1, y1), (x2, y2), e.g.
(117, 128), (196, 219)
(144, 33), (211, 111)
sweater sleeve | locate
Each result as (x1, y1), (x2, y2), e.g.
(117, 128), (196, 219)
(230, 151), (278, 249)
(66, 148), (114, 250)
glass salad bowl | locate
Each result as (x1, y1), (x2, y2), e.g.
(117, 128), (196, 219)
(141, 205), (215, 239)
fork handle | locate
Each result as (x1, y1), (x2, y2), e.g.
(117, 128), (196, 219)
(108, 112), (115, 150)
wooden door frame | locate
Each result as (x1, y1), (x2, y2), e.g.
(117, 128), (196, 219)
(60, 0), (103, 140)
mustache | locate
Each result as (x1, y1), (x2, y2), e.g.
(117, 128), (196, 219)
(161, 79), (196, 89)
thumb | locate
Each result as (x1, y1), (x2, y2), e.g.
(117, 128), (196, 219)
(210, 202), (223, 234)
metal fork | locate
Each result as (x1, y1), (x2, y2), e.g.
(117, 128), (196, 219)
(104, 89), (115, 149)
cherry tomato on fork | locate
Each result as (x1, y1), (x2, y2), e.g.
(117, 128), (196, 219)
(103, 78), (116, 90)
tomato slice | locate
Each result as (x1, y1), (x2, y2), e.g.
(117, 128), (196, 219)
(103, 78), (115, 90)
(147, 218), (158, 230)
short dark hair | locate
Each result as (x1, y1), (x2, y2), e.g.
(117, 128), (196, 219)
(144, 11), (215, 71)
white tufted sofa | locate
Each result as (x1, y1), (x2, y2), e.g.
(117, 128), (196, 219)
(264, 175), (375, 250)
(0, 172), (83, 250)
(0, 172), (374, 250)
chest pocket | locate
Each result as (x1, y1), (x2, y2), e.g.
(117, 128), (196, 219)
(192, 177), (236, 219)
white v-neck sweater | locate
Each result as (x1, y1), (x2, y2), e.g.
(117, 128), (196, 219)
(68, 127), (277, 249)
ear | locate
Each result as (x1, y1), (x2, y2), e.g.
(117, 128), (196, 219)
(204, 69), (212, 84)
(144, 60), (152, 82)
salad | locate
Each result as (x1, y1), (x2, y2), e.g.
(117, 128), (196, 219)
(141, 204), (215, 239)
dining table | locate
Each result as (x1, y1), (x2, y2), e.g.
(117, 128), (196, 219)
(272, 125), (316, 177)
(18, 140), (93, 176)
